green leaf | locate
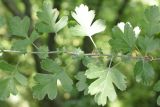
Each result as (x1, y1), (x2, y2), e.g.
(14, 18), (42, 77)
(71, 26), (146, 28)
(54, 16), (68, 32)
(157, 96), (160, 106)
(72, 48), (84, 60)
(82, 56), (98, 66)
(36, 1), (68, 33)
(75, 72), (88, 92)
(69, 25), (86, 36)
(154, 80), (160, 105)
(0, 78), (17, 100)
(33, 72), (73, 100)
(57, 71), (73, 92)
(154, 80), (160, 92)
(0, 63), (27, 100)
(41, 59), (63, 73)
(33, 59), (73, 100)
(33, 74), (57, 100)
(11, 30), (39, 52)
(142, 6), (160, 36)
(14, 72), (28, 86)
(137, 36), (160, 54)
(109, 69), (127, 90)
(85, 64), (127, 106)
(30, 30), (40, 42)
(0, 60), (15, 73)
(12, 39), (31, 51)
(85, 63), (106, 79)
(109, 23), (136, 53)
(41, 59), (73, 91)
(8, 16), (30, 37)
(36, 22), (53, 33)
(37, 46), (49, 59)
(134, 61), (155, 85)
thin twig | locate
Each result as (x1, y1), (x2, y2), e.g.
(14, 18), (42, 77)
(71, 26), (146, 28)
(0, 49), (160, 61)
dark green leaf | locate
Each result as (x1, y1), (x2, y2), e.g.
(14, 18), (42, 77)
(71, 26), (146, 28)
(75, 72), (88, 92)
(154, 80), (160, 92)
(57, 71), (73, 92)
(157, 96), (160, 106)
(134, 61), (155, 85)
(137, 36), (160, 54)
(142, 6), (160, 36)
(109, 23), (136, 53)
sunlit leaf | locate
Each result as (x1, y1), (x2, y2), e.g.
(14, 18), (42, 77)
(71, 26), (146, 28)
(85, 63), (127, 106)
(71, 4), (106, 37)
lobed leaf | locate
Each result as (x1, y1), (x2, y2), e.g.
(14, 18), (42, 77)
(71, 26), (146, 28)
(137, 36), (160, 54)
(33, 59), (73, 100)
(0, 78), (17, 100)
(33, 74), (57, 100)
(8, 16), (30, 37)
(141, 6), (160, 36)
(109, 23), (136, 53)
(85, 63), (127, 106)
(36, 1), (68, 33)
(154, 80), (160, 92)
(75, 72), (88, 92)
(134, 61), (155, 85)
(41, 59), (63, 73)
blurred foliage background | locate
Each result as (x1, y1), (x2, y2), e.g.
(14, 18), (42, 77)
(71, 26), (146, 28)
(0, 0), (160, 107)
